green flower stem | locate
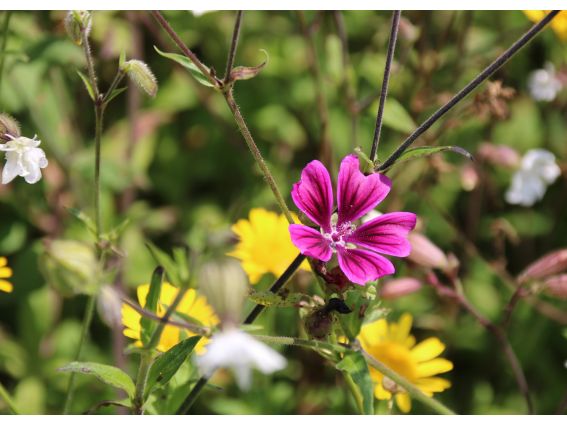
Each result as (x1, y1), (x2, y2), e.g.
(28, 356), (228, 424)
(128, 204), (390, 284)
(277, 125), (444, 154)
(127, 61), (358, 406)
(358, 345), (456, 415)
(133, 352), (153, 414)
(63, 293), (96, 414)
(223, 89), (295, 224)
(0, 11), (12, 107)
(343, 372), (365, 414)
(0, 380), (19, 415)
(81, 30), (100, 99)
(254, 334), (347, 353)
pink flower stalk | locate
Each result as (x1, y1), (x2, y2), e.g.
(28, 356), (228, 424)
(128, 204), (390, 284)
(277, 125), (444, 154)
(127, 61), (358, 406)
(289, 154), (416, 285)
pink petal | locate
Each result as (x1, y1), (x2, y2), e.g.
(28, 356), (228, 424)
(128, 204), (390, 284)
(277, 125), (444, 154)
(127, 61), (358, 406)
(346, 212), (417, 257)
(336, 247), (395, 285)
(289, 224), (333, 262)
(291, 160), (334, 232)
(337, 154), (391, 225)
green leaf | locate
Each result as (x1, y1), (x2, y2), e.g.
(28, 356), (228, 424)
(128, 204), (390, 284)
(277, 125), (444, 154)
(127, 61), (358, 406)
(338, 289), (371, 340)
(154, 46), (215, 88)
(336, 352), (374, 415)
(249, 289), (309, 308)
(381, 145), (473, 171)
(66, 207), (96, 236)
(145, 242), (182, 287)
(58, 362), (135, 400)
(77, 70), (95, 100)
(229, 49), (269, 82)
(380, 98), (416, 134)
(145, 336), (201, 396)
(140, 266), (164, 346)
(105, 87), (127, 104)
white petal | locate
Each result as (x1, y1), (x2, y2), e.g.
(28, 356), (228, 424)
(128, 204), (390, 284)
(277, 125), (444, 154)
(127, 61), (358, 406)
(2, 160), (19, 184)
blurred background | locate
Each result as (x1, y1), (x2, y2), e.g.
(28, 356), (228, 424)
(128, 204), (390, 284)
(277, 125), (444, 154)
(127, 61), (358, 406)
(0, 10), (566, 414)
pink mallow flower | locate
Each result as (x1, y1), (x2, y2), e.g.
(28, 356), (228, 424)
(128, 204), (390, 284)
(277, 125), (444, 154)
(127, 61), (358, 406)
(289, 154), (416, 285)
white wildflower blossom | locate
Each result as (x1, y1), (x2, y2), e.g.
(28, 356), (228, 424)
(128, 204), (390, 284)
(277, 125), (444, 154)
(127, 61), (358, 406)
(0, 135), (48, 184)
(196, 328), (286, 390)
(505, 149), (561, 207)
(527, 63), (563, 102)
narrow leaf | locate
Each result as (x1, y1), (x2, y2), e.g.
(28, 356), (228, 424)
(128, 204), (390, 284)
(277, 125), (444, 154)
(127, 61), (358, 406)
(141, 266), (165, 346)
(66, 207), (97, 236)
(146, 242), (181, 287)
(381, 145), (474, 171)
(77, 70), (95, 100)
(336, 353), (374, 415)
(145, 336), (201, 395)
(229, 49), (269, 82)
(105, 87), (127, 104)
(154, 46), (215, 88)
(58, 362), (135, 400)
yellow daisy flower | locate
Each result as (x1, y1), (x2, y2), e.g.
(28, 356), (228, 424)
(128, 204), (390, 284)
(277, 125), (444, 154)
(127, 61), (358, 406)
(229, 208), (310, 284)
(121, 282), (219, 353)
(0, 257), (13, 293)
(523, 11), (567, 41)
(358, 313), (453, 413)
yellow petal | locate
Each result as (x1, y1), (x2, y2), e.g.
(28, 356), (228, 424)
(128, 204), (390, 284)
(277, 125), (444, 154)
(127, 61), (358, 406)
(416, 358), (453, 378)
(121, 304), (142, 331)
(416, 377), (452, 395)
(391, 313), (413, 345)
(395, 392), (412, 413)
(359, 319), (388, 348)
(0, 257), (7, 267)
(411, 337), (446, 362)
(0, 267), (12, 278)
(0, 280), (13, 293)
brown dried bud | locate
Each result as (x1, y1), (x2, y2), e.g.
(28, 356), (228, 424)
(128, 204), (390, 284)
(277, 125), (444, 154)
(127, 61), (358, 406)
(543, 275), (567, 299)
(0, 113), (21, 141)
(518, 249), (567, 283)
(380, 278), (422, 300)
(474, 80), (515, 120)
(408, 233), (449, 270)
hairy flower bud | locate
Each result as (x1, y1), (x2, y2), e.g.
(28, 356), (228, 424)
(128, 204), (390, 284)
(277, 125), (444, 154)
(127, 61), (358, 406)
(97, 285), (123, 328)
(122, 60), (158, 97)
(198, 258), (248, 324)
(407, 233), (449, 270)
(543, 274), (567, 299)
(380, 277), (422, 300)
(0, 113), (20, 141)
(64, 10), (92, 45)
(518, 249), (567, 283)
(40, 239), (99, 297)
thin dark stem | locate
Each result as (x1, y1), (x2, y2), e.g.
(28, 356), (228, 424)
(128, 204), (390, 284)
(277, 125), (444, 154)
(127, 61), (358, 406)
(501, 284), (529, 328)
(377, 10), (560, 171)
(150, 11), (220, 89)
(370, 10), (400, 163)
(244, 253), (306, 324)
(224, 11), (243, 84)
(177, 377), (208, 414)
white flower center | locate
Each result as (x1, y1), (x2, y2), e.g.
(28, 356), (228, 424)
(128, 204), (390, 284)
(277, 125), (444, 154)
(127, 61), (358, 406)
(323, 221), (356, 251)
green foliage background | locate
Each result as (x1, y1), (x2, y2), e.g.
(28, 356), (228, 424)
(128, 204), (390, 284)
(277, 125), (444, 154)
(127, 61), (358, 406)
(0, 10), (566, 414)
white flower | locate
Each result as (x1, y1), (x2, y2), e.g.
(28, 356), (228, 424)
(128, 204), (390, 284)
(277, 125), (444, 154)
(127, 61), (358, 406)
(527, 63), (563, 102)
(196, 328), (286, 390)
(0, 135), (48, 184)
(505, 149), (561, 207)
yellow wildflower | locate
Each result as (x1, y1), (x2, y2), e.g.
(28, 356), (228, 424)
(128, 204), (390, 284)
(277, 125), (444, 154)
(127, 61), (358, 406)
(229, 208), (310, 284)
(0, 257), (13, 293)
(523, 11), (567, 41)
(358, 313), (453, 413)
(121, 282), (219, 353)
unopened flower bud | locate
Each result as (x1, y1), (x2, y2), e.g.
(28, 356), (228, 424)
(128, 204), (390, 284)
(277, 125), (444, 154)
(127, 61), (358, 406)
(460, 163), (479, 191)
(408, 233), (449, 270)
(518, 249), (567, 283)
(380, 278), (422, 300)
(122, 60), (158, 97)
(0, 113), (21, 141)
(64, 10), (92, 45)
(544, 275), (567, 299)
(199, 258), (248, 324)
(97, 285), (123, 328)
(40, 239), (99, 297)
(478, 143), (520, 168)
